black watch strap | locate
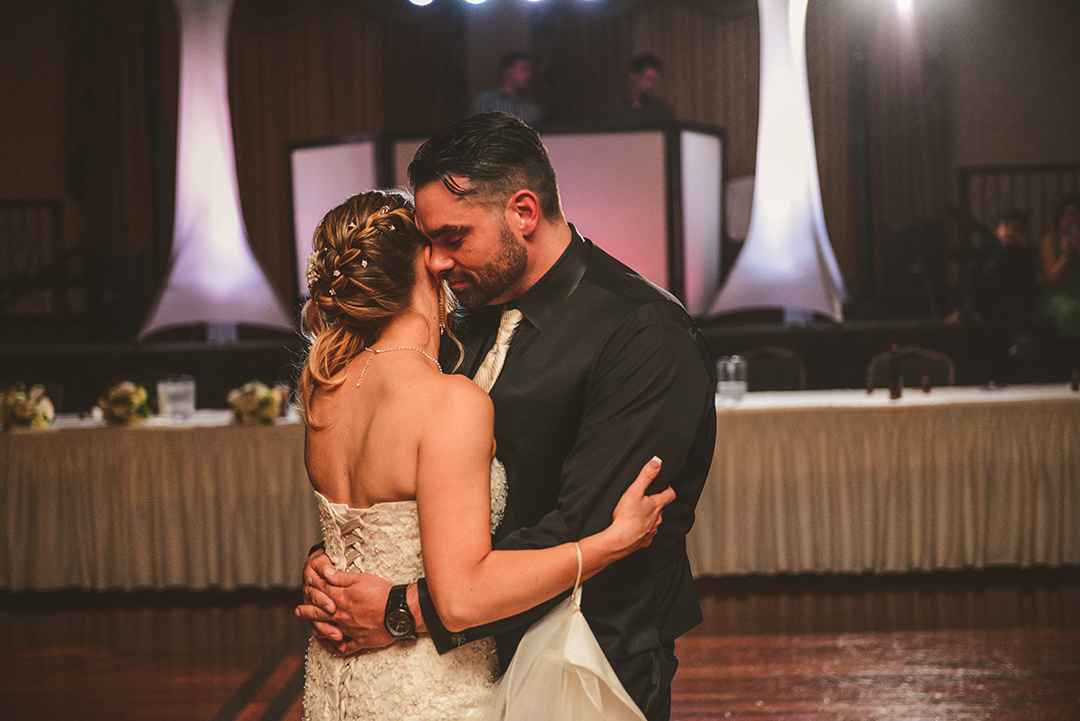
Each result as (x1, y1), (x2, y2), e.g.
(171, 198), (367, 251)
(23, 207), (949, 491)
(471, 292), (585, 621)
(383, 583), (417, 640)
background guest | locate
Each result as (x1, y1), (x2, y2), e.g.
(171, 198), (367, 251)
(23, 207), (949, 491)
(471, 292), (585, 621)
(470, 51), (543, 127)
(601, 53), (676, 126)
(949, 209), (1039, 357)
(1040, 195), (1080, 375)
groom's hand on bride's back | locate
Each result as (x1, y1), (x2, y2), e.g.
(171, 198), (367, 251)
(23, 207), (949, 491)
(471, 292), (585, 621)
(297, 549), (396, 655)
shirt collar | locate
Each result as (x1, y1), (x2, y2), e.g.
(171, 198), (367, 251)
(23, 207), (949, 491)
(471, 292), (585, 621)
(510, 224), (589, 332)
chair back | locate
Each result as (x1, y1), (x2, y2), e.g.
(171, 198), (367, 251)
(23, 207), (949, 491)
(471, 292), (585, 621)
(867, 345), (956, 389)
(739, 346), (807, 392)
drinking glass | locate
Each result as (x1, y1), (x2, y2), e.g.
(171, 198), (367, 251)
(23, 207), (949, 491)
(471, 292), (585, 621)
(158, 375), (196, 421)
(717, 355), (748, 402)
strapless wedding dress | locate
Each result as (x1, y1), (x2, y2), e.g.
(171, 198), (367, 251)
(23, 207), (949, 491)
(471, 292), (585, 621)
(302, 461), (507, 720)
(303, 459), (645, 721)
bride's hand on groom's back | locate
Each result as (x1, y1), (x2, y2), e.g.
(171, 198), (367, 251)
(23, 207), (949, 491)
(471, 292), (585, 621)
(609, 456), (675, 556)
(297, 549), (396, 655)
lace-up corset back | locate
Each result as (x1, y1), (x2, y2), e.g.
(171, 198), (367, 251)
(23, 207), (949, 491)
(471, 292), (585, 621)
(317, 497), (421, 581)
(303, 459), (508, 721)
(318, 458), (507, 578)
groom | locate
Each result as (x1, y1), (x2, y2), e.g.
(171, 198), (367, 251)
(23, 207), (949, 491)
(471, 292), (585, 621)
(298, 112), (716, 721)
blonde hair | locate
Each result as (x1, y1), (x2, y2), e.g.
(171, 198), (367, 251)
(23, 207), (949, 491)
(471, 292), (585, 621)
(298, 190), (457, 426)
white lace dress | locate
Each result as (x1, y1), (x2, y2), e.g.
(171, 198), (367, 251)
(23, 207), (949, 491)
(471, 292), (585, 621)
(303, 460), (508, 720)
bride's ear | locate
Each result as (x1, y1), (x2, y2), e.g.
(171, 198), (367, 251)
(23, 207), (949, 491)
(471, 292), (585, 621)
(419, 246), (438, 286)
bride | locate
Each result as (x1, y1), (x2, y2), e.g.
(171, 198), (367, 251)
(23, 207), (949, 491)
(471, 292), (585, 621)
(298, 190), (673, 720)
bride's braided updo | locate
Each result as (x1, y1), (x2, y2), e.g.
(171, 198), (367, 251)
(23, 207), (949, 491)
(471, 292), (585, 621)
(299, 190), (437, 425)
(305, 191), (419, 333)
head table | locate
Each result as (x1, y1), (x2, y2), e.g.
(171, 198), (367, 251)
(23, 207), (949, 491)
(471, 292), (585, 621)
(3, 386), (1078, 591)
(1, 411), (317, 591)
(687, 384), (1080, 577)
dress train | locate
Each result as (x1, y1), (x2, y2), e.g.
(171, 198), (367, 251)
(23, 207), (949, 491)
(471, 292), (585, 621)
(488, 544), (646, 721)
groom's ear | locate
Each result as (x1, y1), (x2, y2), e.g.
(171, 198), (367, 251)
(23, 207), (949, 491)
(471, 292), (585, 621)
(505, 190), (540, 238)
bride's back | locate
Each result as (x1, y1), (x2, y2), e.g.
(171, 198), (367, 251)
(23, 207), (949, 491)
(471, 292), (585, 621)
(299, 189), (465, 512)
(305, 351), (443, 510)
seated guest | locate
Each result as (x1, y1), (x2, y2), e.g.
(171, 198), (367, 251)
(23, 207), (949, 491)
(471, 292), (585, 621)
(1040, 195), (1080, 373)
(601, 53), (676, 126)
(950, 209), (1039, 353)
(470, 51), (543, 127)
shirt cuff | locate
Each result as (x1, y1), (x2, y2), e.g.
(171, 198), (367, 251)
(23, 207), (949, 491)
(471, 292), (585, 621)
(417, 577), (475, 654)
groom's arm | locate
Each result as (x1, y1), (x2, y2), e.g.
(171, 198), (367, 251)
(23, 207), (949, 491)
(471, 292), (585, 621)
(300, 304), (714, 655)
(299, 549), (428, 655)
(418, 303), (715, 653)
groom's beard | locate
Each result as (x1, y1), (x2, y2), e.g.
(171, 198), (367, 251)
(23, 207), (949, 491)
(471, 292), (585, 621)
(446, 224), (527, 310)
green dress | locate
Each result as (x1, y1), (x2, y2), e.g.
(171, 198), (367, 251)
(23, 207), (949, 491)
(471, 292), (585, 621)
(1042, 232), (1080, 338)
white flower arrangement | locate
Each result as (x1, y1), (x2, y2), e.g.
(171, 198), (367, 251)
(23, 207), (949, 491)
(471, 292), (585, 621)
(0, 384), (56, 430)
(97, 381), (152, 426)
(227, 381), (288, 426)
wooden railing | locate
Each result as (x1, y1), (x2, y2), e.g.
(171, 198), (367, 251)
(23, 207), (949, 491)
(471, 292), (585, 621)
(0, 200), (80, 339)
(957, 164), (1080, 249)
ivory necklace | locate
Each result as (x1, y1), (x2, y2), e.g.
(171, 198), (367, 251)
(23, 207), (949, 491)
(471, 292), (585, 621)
(356, 346), (441, 387)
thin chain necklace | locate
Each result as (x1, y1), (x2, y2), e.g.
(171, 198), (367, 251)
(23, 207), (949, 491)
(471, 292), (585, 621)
(356, 346), (441, 388)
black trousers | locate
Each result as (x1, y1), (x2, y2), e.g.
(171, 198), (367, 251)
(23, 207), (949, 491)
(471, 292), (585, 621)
(612, 641), (680, 721)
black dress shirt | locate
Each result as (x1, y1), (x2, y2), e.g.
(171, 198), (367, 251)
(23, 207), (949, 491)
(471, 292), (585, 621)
(958, 242), (1039, 320)
(600, 94), (676, 126)
(420, 227), (716, 673)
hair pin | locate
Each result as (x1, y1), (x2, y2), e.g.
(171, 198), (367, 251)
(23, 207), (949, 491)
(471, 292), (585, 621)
(305, 250), (319, 287)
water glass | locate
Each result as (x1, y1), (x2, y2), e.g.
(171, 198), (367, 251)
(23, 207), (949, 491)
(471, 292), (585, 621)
(158, 375), (196, 421)
(717, 355), (748, 402)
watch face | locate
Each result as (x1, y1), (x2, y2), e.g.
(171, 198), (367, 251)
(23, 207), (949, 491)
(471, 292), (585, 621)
(386, 609), (414, 636)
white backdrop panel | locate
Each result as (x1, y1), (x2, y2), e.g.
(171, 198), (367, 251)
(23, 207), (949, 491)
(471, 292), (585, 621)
(394, 133), (669, 291)
(543, 132), (669, 290)
(290, 140), (379, 298)
(680, 130), (723, 316)
(391, 139), (424, 191)
(388, 129), (726, 311)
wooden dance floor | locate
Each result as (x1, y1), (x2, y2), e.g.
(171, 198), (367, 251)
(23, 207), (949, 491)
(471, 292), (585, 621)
(2, 568), (1078, 720)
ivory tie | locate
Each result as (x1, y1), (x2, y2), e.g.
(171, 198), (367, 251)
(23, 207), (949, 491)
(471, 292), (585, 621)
(472, 307), (523, 393)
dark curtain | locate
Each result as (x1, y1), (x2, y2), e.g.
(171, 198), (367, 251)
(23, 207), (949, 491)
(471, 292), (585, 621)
(806, 0), (858, 295)
(863, 1), (953, 296)
(76, 0), (467, 316)
(73, 0), (948, 320)
(227, 0), (467, 310)
(77, 1), (178, 316)
(529, 2), (634, 127)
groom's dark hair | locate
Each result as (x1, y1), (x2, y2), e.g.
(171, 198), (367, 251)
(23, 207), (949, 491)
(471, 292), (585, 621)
(408, 112), (563, 221)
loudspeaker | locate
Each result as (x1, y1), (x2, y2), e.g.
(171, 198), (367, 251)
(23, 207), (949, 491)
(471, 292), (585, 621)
(85, 249), (142, 342)
(884, 221), (945, 319)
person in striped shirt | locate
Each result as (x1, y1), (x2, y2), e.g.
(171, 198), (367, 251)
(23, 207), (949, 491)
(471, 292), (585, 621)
(470, 51), (543, 127)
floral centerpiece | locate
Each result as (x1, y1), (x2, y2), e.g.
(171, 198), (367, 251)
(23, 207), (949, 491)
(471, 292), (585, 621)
(0, 384), (56, 430)
(227, 381), (288, 426)
(97, 381), (152, 426)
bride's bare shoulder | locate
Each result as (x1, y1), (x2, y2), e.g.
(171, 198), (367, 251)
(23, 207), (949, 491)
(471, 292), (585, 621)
(414, 374), (493, 481)
(420, 373), (493, 426)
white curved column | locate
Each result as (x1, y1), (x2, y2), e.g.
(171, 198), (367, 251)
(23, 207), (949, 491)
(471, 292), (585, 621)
(710, 0), (846, 321)
(140, 0), (292, 340)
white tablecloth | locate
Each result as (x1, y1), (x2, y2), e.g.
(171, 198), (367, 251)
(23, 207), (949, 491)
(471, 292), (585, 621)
(2, 412), (318, 591)
(687, 385), (1080, 576)
(5, 386), (1078, 590)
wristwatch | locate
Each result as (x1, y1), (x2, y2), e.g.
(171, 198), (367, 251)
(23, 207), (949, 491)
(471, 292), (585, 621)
(383, 584), (417, 640)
